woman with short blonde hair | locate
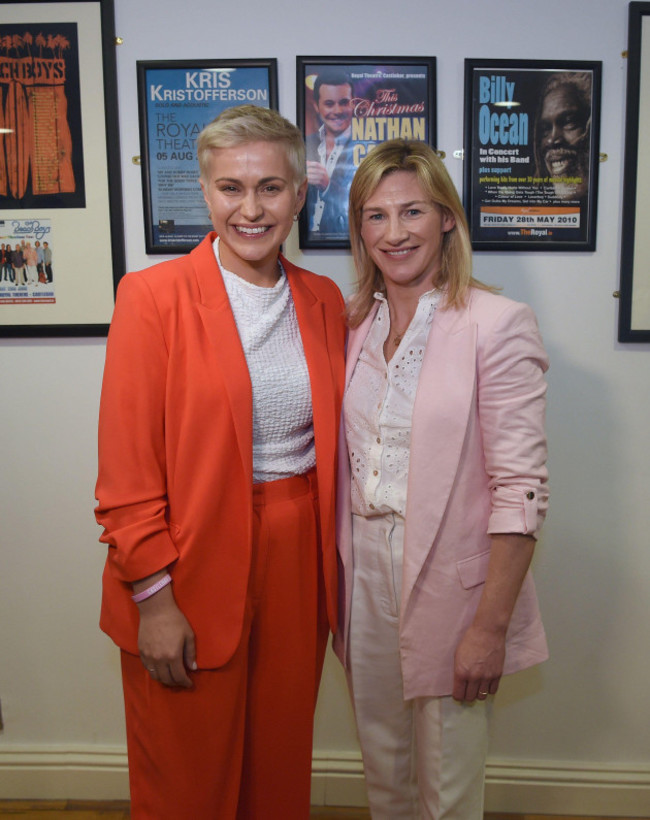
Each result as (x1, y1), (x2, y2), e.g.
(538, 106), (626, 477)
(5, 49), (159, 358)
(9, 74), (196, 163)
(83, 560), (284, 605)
(96, 105), (345, 819)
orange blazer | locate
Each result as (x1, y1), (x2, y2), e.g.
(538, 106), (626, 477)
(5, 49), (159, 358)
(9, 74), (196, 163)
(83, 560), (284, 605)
(95, 233), (346, 667)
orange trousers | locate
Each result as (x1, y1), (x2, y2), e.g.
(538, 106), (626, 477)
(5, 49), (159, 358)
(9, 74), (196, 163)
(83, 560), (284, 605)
(120, 471), (329, 819)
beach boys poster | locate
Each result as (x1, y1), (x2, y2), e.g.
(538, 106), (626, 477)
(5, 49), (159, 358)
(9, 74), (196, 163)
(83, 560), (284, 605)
(138, 59), (277, 254)
(297, 56), (437, 249)
(463, 59), (601, 251)
(1, 0), (125, 338)
(0, 21), (85, 210)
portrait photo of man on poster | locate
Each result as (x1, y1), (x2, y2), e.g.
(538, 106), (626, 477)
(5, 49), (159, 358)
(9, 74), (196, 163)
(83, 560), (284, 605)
(298, 56), (437, 248)
(304, 70), (357, 240)
(463, 59), (601, 251)
(533, 71), (592, 204)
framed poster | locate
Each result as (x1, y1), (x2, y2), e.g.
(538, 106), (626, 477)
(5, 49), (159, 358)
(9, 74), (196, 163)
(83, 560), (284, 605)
(0, 0), (124, 337)
(297, 56), (437, 249)
(137, 59), (278, 254)
(619, 2), (650, 342)
(463, 59), (601, 251)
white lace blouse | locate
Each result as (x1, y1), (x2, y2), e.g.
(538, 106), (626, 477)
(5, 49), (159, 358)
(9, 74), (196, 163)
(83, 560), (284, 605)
(344, 289), (442, 517)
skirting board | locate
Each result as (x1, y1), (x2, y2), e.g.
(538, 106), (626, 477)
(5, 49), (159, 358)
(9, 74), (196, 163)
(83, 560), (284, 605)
(0, 746), (649, 816)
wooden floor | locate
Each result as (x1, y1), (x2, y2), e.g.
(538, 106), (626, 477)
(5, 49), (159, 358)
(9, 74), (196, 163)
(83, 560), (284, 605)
(0, 802), (647, 820)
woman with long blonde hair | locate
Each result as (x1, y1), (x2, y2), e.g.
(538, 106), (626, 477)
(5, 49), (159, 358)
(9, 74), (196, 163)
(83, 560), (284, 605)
(334, 139), (549, 818)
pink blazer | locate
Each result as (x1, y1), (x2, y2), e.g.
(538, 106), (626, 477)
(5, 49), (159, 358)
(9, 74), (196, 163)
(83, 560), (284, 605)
(95, 234), (346, 667)
(334, 288), (549, 698)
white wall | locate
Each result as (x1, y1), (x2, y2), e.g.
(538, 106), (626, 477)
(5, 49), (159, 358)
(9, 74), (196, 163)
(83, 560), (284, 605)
(1, 0), (649, 813)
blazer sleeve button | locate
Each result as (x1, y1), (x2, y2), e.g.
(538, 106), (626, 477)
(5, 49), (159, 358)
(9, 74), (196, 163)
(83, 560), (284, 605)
(526, 491), (535, 500)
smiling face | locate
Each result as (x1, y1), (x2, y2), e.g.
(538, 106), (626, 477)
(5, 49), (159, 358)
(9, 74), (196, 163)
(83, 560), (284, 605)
(314, 83), (353, 138)
(200, 140), (306, 284)
(360, 171), (455, 299)
(538, 86), (590, 198)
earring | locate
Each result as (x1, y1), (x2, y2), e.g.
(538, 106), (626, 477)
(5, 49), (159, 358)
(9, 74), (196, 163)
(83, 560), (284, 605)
(293, 213), (299, 222)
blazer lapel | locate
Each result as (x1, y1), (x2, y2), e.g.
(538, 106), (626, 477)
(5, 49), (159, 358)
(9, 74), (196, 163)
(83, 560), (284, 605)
(345, 306), (378, 387)
(284, 258), (337, 482)
(192, 235), (253, 487)
(336, 307), (378, 639)
(402, 302), (478, 605)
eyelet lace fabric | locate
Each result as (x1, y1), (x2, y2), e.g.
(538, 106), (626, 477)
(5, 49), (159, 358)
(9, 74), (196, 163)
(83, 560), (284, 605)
(345, 290), (441, 516)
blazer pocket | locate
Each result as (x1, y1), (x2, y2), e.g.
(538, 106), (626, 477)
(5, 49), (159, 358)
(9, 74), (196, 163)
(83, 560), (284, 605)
(456, 548), (491, 589)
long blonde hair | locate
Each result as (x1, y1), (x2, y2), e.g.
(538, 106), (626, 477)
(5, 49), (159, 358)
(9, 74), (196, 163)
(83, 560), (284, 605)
(347, 139), (491, 327)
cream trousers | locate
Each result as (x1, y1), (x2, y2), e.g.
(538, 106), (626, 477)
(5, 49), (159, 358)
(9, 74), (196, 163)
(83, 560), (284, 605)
(348, 513), (491, 820)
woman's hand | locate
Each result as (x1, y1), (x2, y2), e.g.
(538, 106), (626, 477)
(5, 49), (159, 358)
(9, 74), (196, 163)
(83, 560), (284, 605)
(135, 581), (197, 688)
(453, 624), (505, 702)
(452, 533), (536, 703)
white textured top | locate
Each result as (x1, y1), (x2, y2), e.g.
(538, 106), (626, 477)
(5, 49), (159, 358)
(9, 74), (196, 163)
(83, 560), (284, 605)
(345, 289), (441, 516)
(213, 238), (315, 483)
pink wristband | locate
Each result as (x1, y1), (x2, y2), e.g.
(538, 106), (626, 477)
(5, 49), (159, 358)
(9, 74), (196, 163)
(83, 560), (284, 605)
(131, 573), (172, 603)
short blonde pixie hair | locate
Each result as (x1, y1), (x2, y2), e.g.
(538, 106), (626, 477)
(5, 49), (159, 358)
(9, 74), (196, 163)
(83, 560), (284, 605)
(197, 105), (306, 188)
(347, 139), (490, 327)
